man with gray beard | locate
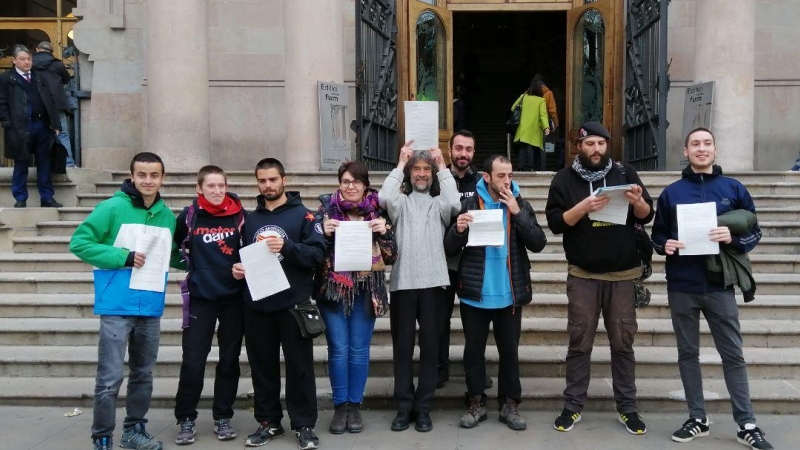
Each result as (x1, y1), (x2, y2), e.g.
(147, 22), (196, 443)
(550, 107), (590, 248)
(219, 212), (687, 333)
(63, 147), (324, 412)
(545, 122), (653, 436)
(379, 142), (461, 433)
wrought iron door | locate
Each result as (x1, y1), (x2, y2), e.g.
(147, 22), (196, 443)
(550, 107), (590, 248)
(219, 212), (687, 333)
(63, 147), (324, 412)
(355, 0), (399, 170)
(623, 0), (669, 170)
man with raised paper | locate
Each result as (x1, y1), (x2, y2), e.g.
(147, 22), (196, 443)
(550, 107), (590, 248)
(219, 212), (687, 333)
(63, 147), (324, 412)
(545, 121), (653, 436)
(378, 142), (461, 433)
(651, 128), (772, 449)
(231, 158), (326, 450)
(444, 155), (547, 431)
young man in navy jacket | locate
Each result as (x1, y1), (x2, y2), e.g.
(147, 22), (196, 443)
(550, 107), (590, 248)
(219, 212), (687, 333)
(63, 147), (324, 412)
(651, 128), (773, 450)
(232, 158), (326, 450)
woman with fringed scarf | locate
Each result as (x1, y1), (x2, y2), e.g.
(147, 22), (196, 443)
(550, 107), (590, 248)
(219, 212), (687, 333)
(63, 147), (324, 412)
(314, 161), (396, 435)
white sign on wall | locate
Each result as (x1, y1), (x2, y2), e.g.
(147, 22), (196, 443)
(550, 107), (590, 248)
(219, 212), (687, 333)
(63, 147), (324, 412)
(318, 81), (350, 171)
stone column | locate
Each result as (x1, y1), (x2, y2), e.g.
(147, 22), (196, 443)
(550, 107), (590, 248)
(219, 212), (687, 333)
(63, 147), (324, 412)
(693, 0), (754, 171)
(145, 0), (210, 170)
(283, 0), (344, 170)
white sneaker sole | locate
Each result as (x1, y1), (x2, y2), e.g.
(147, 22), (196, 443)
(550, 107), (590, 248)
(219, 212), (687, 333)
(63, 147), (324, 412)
(553, 413), (581, 432)
(672, 430), (709, 443)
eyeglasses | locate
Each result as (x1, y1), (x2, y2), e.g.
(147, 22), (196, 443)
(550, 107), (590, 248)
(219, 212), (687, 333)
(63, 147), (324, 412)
(340, 179), (364, 188)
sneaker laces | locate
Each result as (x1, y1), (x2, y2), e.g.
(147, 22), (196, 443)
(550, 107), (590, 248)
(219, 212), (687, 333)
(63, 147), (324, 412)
(216, 418), (231, 430)
(505, 401), (519, 416)
(298, 426), (316, 441)
(126, 425), (155, 445)
(744, 426), (768, 442)
(179, 421), (194, 434)
(466, 398), (481, 416)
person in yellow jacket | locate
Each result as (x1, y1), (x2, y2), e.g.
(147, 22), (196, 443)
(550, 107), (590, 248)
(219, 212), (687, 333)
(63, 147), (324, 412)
(511, 78), (550, 171)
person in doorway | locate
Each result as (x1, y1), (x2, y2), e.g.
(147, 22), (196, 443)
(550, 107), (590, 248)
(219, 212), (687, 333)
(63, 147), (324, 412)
(651, 128), (773, 450)
(33, 41), (76, 167)
(445, 155), (547, 431)
(379, 143), (461, 433)
(233, 158), (326, 450)
(511, 78), (550, 171)
(534, 73), (559, 130)
(315, 161), (396, 434)
(173, 165), (246, 445)
(70, 152), (184, 450)
(545, 122), (653, 436)
(0, 44), (63, 208)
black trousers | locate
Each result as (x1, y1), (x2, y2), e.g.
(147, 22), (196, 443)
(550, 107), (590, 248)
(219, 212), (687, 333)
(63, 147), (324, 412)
(244, 308), (317, 430)
(438, 270), (460, 372)
(390, 288), (445, 413)
(460, 303), (522, 407)
(174, 298), (244, 422)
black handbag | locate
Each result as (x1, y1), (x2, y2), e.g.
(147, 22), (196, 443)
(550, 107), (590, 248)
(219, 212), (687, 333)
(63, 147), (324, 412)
(506, 102), (522, 134)
(289, 300), (326, 339)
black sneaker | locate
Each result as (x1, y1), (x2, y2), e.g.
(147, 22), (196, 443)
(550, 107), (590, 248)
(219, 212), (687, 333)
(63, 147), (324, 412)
(553, 408), (581, 432)
(245, 421), (285, 447)
(295, 427), (320, 450)
(619, 412), (647, 435)
(737, 424), (774, 450)
(672, 417), (710, 443)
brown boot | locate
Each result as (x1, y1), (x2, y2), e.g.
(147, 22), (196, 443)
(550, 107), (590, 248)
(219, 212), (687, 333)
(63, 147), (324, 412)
(346, 402), (364, 433)
(329, 403), (348, 434)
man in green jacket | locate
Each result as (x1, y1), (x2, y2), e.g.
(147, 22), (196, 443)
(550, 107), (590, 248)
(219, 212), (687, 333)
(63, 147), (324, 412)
(70, 152), (184, 450)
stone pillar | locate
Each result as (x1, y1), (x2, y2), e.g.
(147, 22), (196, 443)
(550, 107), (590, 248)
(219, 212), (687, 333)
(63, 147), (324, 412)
(283, 0), (344, 171)
(146, 0), (210, 170)
(693, 0), (754, 171)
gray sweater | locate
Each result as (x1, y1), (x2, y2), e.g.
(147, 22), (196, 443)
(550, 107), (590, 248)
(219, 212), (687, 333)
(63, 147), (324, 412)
(379, 168), (461, 291)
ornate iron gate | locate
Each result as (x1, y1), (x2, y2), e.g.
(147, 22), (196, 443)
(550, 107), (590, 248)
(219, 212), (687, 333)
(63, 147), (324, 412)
(355, 0), (399, 170)
(623, 0), (670, 170)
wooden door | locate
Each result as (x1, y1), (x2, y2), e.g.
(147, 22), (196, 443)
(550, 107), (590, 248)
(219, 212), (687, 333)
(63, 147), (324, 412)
(565, 0), (623, 164)
(401, 0), (453, 156)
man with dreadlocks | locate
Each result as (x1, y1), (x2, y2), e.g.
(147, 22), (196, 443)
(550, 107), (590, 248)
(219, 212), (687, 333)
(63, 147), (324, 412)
(379, 141), (461, 433)
(545, 122), (654, 436)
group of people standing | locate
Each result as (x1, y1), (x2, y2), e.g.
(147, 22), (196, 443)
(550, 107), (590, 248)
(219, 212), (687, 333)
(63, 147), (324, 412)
(68, 122), (773, 450)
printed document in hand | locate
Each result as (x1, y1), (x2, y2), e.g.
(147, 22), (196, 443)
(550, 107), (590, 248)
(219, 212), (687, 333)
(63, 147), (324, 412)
(466, 209), (505, 247)
(677, 202), (719, 255)
(588, 184), (634, 225)
(404, 101), (439, 151)
(239, 240), (290, 300)
(129, 233), (169, 292)
(334, 221), (373, 272)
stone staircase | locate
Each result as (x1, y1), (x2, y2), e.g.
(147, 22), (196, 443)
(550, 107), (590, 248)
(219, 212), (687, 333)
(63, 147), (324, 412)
(1, 169), (799, 413)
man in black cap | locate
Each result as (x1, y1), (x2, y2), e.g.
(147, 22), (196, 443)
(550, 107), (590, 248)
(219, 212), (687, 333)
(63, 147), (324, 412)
(33, 40), (75, 167)
(544, 121), (653, 436)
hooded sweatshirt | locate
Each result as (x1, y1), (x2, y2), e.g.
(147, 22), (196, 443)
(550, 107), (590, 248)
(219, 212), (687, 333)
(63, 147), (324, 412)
(70, 180), (182, 316)
(174, 193), (246, 302)
(459, 178), (514, 309)
(241, 191), (326, 313)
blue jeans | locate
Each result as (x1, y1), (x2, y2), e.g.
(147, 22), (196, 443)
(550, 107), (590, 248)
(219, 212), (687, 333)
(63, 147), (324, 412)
(57, 111), (75, 166)
(91, 316), (161, 439)
(12, 120), (55, 202)
(318, 290), (376, 405)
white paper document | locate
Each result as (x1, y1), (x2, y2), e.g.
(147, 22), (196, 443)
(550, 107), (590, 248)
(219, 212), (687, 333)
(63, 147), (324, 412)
(334, 221), (373, 272)
(588, 184), (634, 225)
(239, 240), (291, 300)
(404, 101), (439, 151)
(129, 233), (169, 292)
(677, 202), (719, 256)
(466, 209), (505, 247)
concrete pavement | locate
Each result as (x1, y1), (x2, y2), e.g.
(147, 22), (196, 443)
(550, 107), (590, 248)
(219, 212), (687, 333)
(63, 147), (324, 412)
(0, 406), (795, 449)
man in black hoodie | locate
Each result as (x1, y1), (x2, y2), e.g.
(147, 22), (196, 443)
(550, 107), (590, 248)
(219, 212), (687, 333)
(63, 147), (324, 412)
(545, 122), (653, 436)
(32, 41), (75, 167)
(232, 158), (326, 450)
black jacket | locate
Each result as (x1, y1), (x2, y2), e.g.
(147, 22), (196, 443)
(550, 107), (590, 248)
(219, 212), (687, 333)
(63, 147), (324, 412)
(444, 194), (547, 306)
(241, 191), (327, 313)
(545, 161), (654, 273)
(32, 51), (71, 111)
(0, 68), (61, 160)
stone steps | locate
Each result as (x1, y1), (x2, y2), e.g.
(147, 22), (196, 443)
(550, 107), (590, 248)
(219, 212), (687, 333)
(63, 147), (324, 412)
(1, 375), (797, 412)
(1, 344), (798, 380)
(2, 293), (799, 321)
(1, 317), (797, 348)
